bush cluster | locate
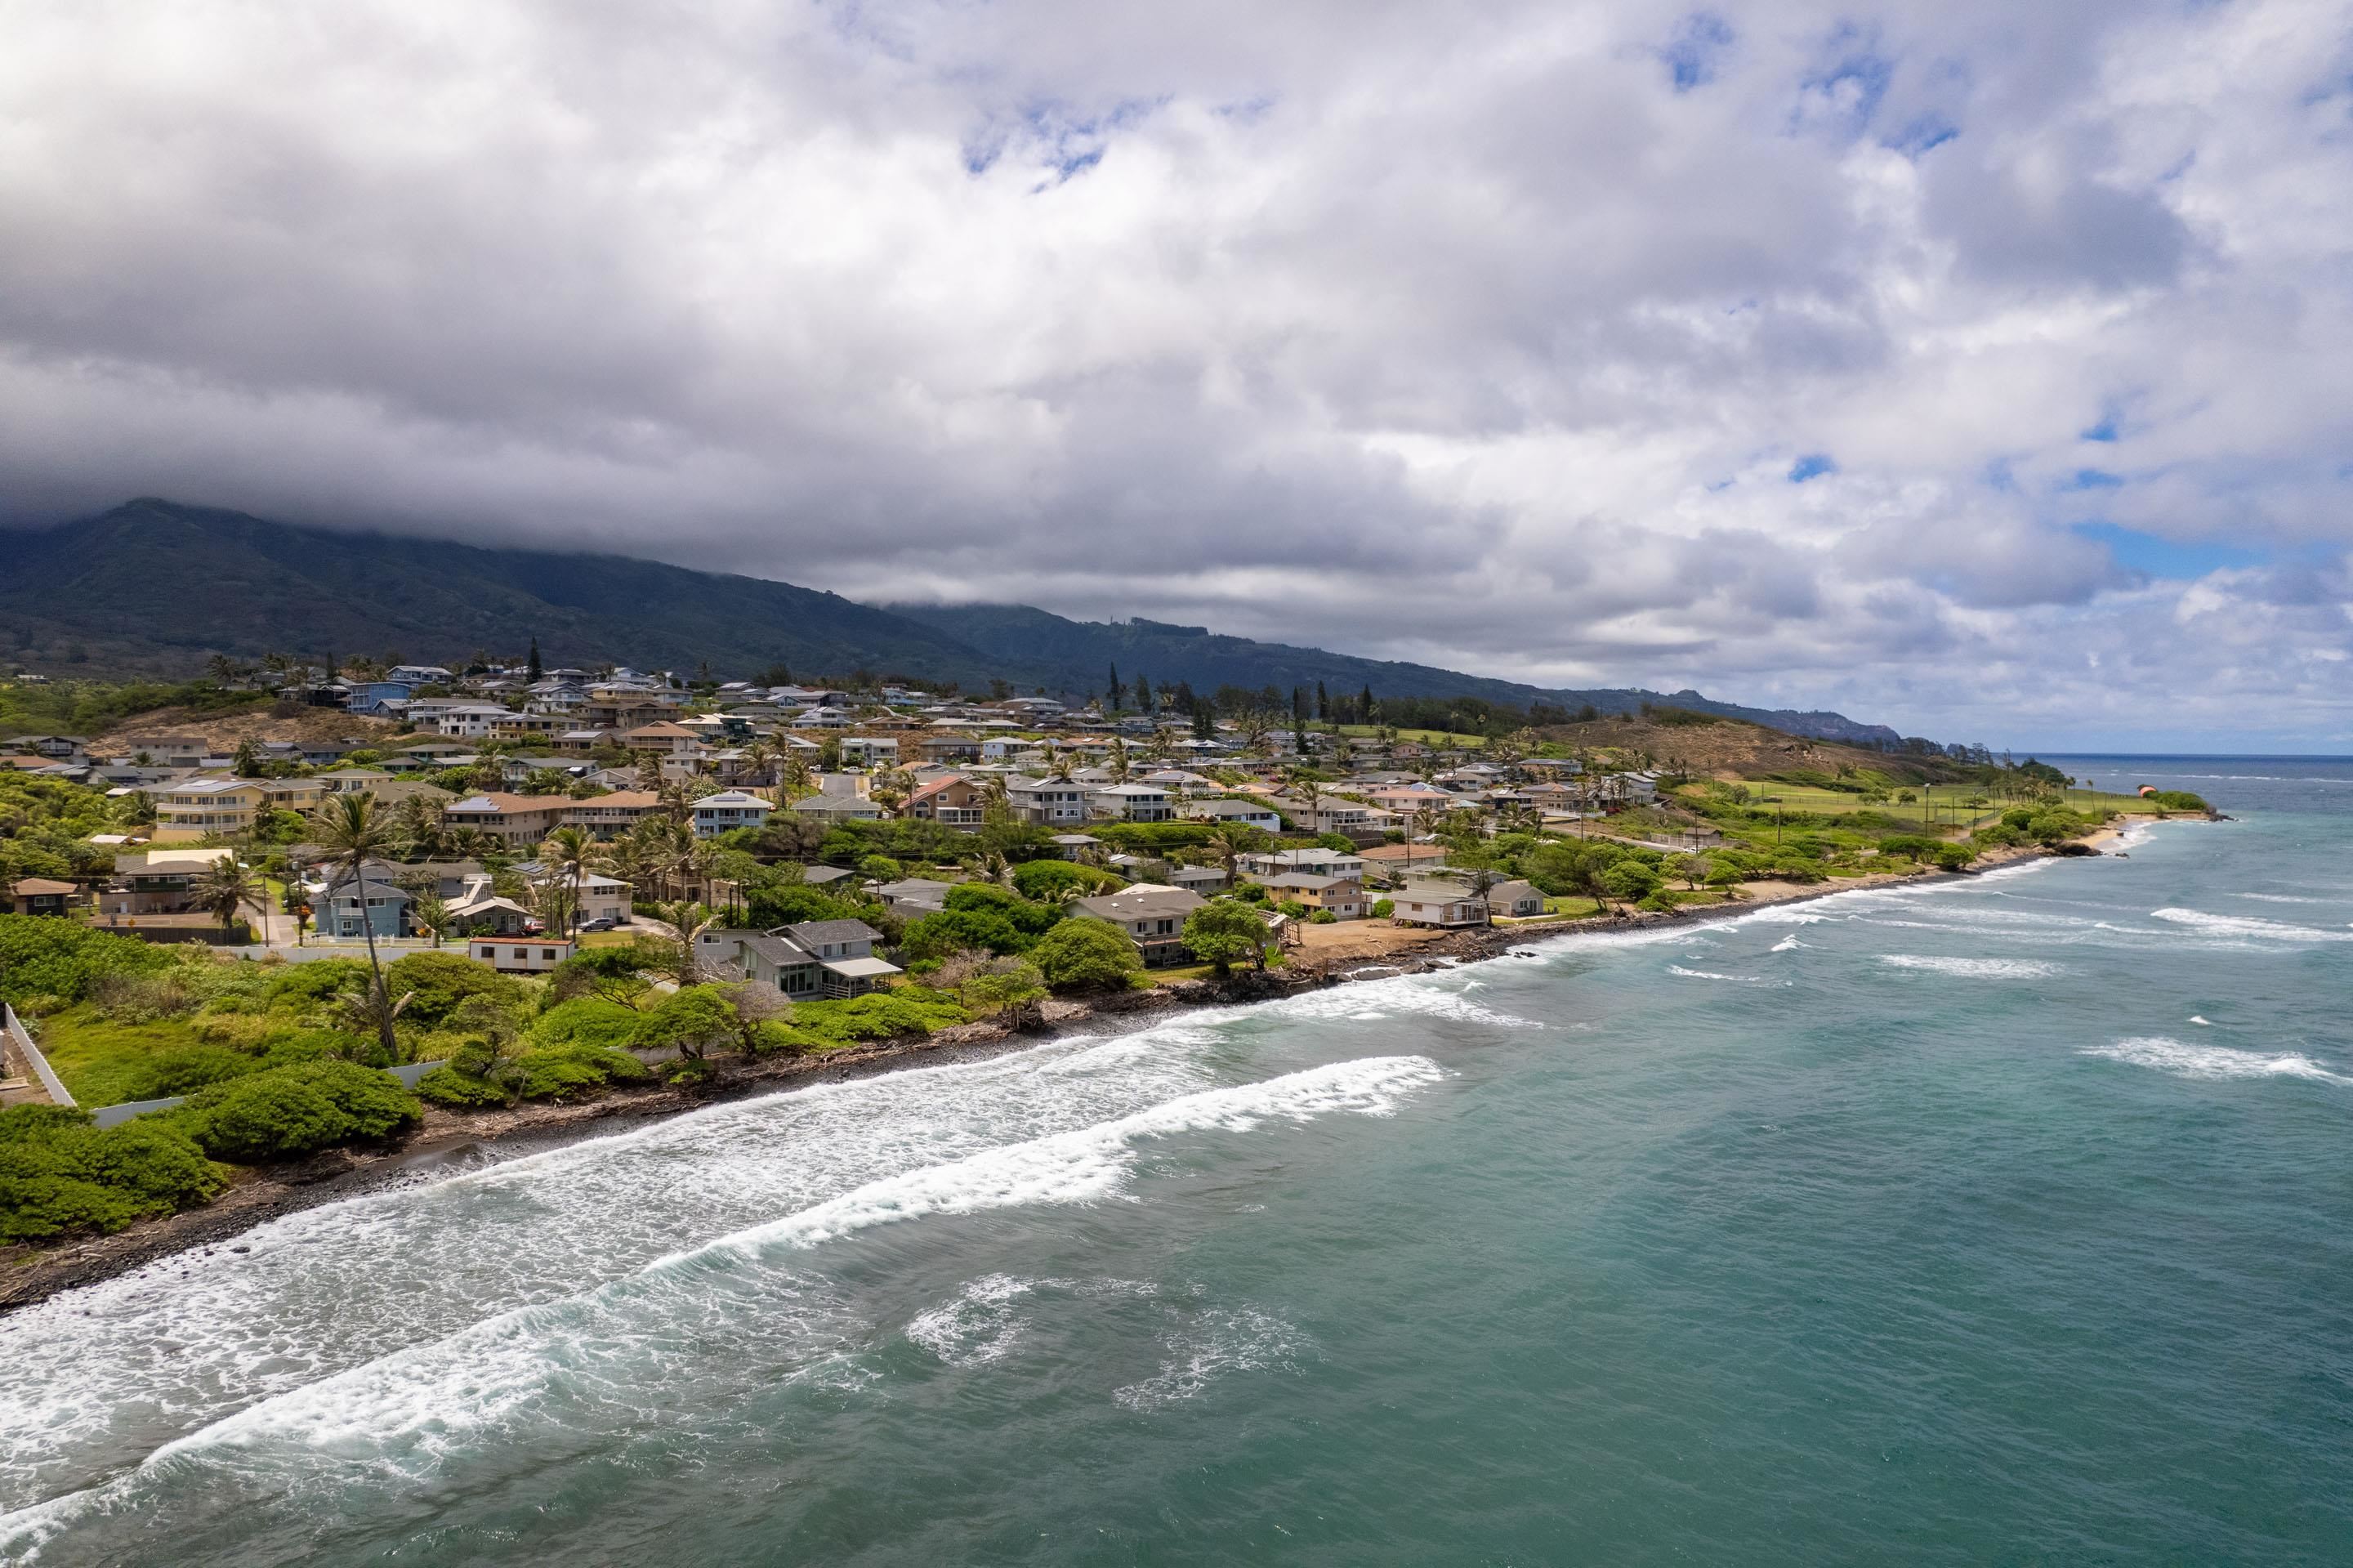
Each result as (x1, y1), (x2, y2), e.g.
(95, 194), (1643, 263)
(0, 1104), (225, 1244)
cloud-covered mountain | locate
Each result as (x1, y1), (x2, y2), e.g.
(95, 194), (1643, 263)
(0, 500), (1901, 744)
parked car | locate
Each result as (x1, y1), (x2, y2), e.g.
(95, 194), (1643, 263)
(578, 916), (618, 931)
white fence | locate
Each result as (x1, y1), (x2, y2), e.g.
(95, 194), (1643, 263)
(2, 1003), (76, 1108)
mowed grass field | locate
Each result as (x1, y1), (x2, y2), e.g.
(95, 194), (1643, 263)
(1326, 724), (1489, 749)
(1683, 782), (2181, 829)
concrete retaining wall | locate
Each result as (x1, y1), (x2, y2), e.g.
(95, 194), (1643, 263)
(2, 1003), (76, 1108)
(86, 1059), (449, 1130)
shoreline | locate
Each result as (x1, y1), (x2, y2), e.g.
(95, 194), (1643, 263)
(0, 829), (2176, 1313)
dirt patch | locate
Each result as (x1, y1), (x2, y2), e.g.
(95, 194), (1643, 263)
(93, 704), (396, 753)
(1528, 714), (1971, 784)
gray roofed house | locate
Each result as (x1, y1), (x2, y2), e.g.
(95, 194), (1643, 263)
(784, 920), (883, 960)
(696, 920), (900, 998)
(875, 878), (954, 916)
(1071, 886), (1207, 967)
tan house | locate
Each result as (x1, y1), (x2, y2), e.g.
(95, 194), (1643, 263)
(1390, 881), (1489, 928)
(441, 793), (574, 849)
(1258, 873), (1368, 919)
(560, 790), (664, 838)
(620, 721), (705, 757)
(904, 775), (991, 828)
(151, 776), (325, 841)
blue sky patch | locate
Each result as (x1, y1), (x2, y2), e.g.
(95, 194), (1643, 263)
(2076, 522), (2266, 579)
(1663, 14), (1735, 92)
(1788, 453), (1837, 483)
(2065, 468), (2124, 490)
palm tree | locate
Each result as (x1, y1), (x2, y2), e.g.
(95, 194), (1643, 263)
(778, 753), (817, 801)
(640, 900), (721, 986)
(868, 767), (914, 818)
(394, 792), (447, 860)
(1203, 823), (1268, 884)
(541, 825), (596, 938)
(409, 889), (453, 948)
(206, 654), (239, 690)
(976, 774), (1011, 810)
(1107, 737), (1132, 784)
(195, 857), (266, 941)
(741, 739), (777, 789)
(308, 793), (403, 1059)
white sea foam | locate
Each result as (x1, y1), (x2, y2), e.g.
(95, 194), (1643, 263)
(0, 1054), (1442, 1549)
(1272, 976), (1540, 1029)
(0, 1021), (1226, 1514)
(2190, 1016), (2213, 1026)
(2083, 1037), (2349, 1084)
(1113, 1307), (1310, 1410)
(1666, 964), (1784, 985)
(2150, 908), (2353, 942)
(1769, 935), (1806, 952)
(1880, 955), (2068, 979)
(2230, 892), (2340, 905)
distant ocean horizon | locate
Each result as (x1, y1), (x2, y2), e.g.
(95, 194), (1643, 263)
(5, 760), (2351, 1564)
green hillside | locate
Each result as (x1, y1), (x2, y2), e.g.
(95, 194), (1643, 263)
(0, 499), (1904, 744)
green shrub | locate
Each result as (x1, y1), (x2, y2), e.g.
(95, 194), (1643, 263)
(384, 951), (529, 1028)
(1011, 860), (1124, 901)
(1309, 909), (1337, 924)
(530, 997), (645, 1052)
(505, 1043), (650, 1101)
(789, 989), (972, 1046)
(1028, 918), (1144, 994)
(416, 1065), (510, 1109)
(0, 1103), (225, 1244)
(173, 1061), (422, 1164)
(126, 1043), (262, 1100)
(630, 985), (740, 1059)
(1371, 898), (1395, 918)
(0, 915), (169, 1007)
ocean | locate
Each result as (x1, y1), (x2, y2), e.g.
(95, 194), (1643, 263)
(3, 757), (2350, 1565)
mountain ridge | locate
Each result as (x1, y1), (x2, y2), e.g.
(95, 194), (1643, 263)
(0, 499), (1905, 744)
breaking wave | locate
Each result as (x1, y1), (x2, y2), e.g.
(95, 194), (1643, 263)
(2082, 1038), (2349, 1084)
(1880, 955), (2068, 979)
(2150, 909), (2353, 943)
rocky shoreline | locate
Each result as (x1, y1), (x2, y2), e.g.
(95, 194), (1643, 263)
(0, 833), (2135, 1313)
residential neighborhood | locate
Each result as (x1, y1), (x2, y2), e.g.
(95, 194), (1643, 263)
(0, 654), (1692, 990)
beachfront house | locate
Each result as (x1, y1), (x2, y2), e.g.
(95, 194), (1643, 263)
(1070, 886), (1208, 967)
(1257, 873), (1368, 920)
(1389, 880), (1489, 929)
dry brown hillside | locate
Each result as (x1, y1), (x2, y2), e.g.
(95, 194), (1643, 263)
(94, 704), (397, 753)
(1529, 713), (1967, 783)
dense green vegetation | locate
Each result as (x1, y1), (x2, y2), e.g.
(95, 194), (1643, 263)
(0, 772), (146, 884)
(0, 1104), (225, 1244)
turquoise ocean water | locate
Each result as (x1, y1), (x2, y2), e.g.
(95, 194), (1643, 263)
(2, 757), (2350, 1565)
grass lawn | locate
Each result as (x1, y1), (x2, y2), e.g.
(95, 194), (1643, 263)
(29, 1005), (207, 1107)
(576, 931), (641, 949)
(1326, 723), (1489, 749)
(1524, 896), (1604, 919)
(1146, 963), (1219, 985)
(1684, 781), (2163, 833)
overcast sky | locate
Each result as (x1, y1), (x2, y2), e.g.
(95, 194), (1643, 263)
(4, 2), (2350, 748)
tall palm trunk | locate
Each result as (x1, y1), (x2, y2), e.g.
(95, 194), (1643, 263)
(352, 860), (395, 1057)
